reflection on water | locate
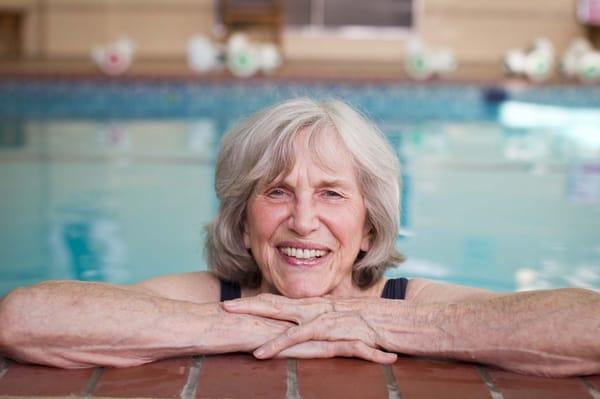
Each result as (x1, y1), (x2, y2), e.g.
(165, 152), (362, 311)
(0, 118), (218, 295)
(97, 123), (130, 151)
(388, 117), (599, 292)
(516, 262), (600, 291)
(187, 119), (216, 156)
(569, 162), (600, 204)
(0, 84), (599, 295)
(0, 119), (25, 148)
(51, 214), (126, 282)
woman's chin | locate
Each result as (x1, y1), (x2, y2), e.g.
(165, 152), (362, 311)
(277, 280), (330, 298)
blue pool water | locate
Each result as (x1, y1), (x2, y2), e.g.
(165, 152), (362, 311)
(1, 80), (599, 296)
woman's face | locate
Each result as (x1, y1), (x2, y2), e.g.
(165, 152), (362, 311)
(244, 130), (371, 298)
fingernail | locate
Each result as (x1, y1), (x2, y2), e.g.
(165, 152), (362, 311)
(254, 348), (266, 358)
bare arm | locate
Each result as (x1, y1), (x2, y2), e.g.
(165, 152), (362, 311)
(223, 284), (600, 376)
(0, 278), (288, 368)
(374, 287), (600, 376)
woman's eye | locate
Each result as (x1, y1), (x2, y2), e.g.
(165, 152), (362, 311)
(323, 190), (343, 198)
(266, 188), (286, 198)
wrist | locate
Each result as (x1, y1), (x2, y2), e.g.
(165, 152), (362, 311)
(370, 301), (460, 356)
(194, 309), (290, 355)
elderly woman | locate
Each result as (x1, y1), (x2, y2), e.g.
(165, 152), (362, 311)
(0, 98), (598, 377)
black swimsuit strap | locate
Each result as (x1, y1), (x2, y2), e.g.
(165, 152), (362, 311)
(219, 279), (241, 301)
(219, 277), (408, 301)
(380, 278), (409, 300)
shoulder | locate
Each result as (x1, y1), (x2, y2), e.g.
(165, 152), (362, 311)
(131, 271), (221, 304)
(405, 278), (503, 303)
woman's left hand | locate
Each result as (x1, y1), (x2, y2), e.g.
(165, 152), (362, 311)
(222, 293), (399, 363)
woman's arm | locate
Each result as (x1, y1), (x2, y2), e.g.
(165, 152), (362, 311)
(0, 279), (289, 368)
(223, 287), (600, 377)
(376, 287), (600, 376)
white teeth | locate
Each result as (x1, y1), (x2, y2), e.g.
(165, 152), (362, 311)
(280, 247), (327, 259)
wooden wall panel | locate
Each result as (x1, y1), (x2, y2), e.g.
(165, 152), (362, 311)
(107, 8), (213, 57)
(41, 0), (213, 58)
(0, 0), (590, 63)
(420, 0), (585, 64)
(45, 3), (109, 57)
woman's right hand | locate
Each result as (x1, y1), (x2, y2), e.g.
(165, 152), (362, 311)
(275, 340), (397, 364)
(217, 300), (395, 363)
(205, 310), (394, 363)
(198, 308), (295, 354)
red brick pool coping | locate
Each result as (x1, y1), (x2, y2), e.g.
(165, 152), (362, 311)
(0, 355), (599, 398)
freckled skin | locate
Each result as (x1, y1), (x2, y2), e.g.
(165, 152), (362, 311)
(243, 131), (371, 298)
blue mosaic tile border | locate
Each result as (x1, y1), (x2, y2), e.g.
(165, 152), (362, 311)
(0, 79), (598, 122)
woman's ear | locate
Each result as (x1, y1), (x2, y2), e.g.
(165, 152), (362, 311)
(241, 210), (251, 248)
(243, 230), (251, 249)
(360, 224), (372, 252)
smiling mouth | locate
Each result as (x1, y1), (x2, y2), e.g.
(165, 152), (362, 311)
(278, 246), (330, 262)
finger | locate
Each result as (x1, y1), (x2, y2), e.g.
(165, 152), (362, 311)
(340, 341), (398, 364)
(223, 295), (298, 321)
(254, 324), (317, 359)
(255, 312), (379, 359)
(274, 341), (397, 364)
(274, 341), (336, 359)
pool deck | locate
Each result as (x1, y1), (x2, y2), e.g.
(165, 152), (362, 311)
(1, 355), (599, 398)
(0, 57), (574, 86)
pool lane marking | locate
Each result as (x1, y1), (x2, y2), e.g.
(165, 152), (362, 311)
(80, 366), (103, 397)
(180, 356), (203, 399)
(381, 364), (402, 399)
(476, 366), (504, 399)
(0, 357), (10, 379)
(580, 377), (600, 399)
(286, 359), (302, 399)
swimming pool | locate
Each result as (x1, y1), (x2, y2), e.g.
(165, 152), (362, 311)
(1, 79), (599, 295)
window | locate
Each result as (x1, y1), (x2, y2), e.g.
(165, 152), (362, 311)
(285, 0), (413, 30)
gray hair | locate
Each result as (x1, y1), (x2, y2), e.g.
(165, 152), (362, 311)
(205, 98), (404, 289)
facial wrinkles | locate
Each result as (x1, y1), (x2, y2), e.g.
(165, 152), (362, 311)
(277, 154), (360, 286)
(246, 129), (370, 297)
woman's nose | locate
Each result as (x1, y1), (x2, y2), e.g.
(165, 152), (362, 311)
(289, 197), (319, 236)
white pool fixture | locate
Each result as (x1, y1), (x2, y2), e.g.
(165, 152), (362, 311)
(562, 38), (600, 82)
(225, 33), (282, 78)
(431, 48), (457, 75)
(405, 38), (456, 80)
(227, 32), (250, 54)
(561, 38), (591, 78)
(504, 50), (526, 75)
(257, 43), (282, 74)
(91, 37), (136, 77)
(578, 51), (600, 82)
(504, 37), (554, 82)
(405, 38), (431, 80)
(187, 34), (222, 73)
(225, 33), (259, 78)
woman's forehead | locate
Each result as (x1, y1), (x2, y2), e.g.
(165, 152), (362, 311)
(299, 126), (353, 168)
(260, 130), (358, 187)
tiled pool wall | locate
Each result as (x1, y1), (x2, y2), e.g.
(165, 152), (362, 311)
(2, 79), (600, 121)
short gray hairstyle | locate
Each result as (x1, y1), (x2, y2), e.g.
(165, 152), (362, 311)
(205, 98), (404, 289)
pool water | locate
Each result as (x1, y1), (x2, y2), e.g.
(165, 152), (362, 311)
(1, 80), (599, 295)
